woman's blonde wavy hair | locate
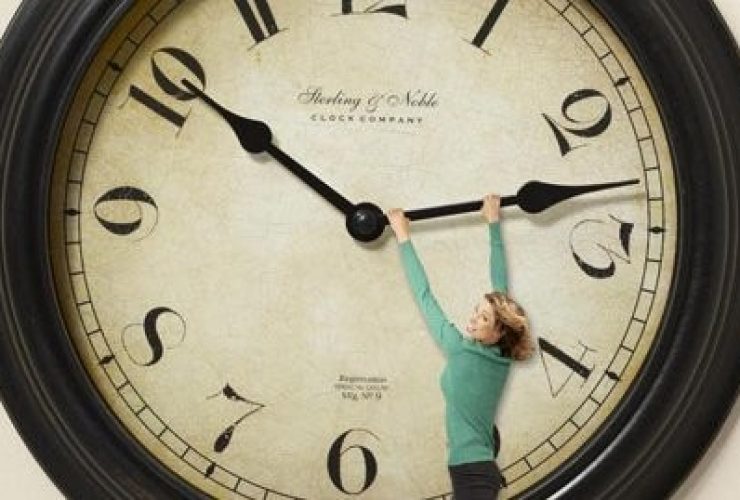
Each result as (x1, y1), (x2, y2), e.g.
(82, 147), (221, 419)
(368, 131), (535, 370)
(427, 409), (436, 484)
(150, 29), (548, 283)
(484, 291), (535, 361)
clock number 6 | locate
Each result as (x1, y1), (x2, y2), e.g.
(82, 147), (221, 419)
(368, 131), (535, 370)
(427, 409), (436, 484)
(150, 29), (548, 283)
(544, 88), (612, 156)
(327, 429), (379, 495)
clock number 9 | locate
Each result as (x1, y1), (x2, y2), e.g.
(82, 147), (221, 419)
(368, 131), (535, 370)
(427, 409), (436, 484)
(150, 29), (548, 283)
(327, 429), (379, 495)
(127, 47), (207, 131)
(544, 89), (613, 156)
(94, 186), (159, 237)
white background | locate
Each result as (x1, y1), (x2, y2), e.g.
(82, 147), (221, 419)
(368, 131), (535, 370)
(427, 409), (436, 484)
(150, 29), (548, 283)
(1, 1), (738, 498)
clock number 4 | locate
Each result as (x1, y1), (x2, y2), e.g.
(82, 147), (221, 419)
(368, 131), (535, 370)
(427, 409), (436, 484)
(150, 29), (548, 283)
(126, 47), (207, 131)
(544, 88), (613, 156)
(341, 1), (408, 18)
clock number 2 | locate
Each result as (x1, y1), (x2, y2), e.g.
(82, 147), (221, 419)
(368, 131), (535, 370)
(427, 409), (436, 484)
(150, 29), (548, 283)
(544, 89), (612, 156)
(126, 47), (207, 131)
(327, 429), (380, 495)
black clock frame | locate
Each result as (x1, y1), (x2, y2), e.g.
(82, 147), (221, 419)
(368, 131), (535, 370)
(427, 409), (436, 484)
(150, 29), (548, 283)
(0, 1), (738, 499)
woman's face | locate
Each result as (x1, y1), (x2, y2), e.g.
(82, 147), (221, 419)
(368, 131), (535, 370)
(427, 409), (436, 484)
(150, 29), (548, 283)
(466, 297), (500, 344)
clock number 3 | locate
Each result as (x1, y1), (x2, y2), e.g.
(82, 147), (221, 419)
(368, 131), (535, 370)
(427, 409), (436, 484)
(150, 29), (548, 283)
(544, 89), (613, 156)
(571, 215), (633, 279)
(126, 47), (206, 131)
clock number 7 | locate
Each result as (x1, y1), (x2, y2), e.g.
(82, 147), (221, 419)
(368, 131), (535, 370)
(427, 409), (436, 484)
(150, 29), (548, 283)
(125, 47), (207, 132)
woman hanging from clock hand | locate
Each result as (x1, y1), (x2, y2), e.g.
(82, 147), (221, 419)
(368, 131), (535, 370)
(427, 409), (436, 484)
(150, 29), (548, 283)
(387, 194), (534, 500)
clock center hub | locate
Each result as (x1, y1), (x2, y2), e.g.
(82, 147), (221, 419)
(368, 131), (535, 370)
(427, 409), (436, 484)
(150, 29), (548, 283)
(346, 202), (385, 242)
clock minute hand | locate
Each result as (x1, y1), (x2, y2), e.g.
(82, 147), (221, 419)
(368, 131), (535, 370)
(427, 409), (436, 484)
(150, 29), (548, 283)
(391, 179), (640, 223)
(182, 80), (355, 217)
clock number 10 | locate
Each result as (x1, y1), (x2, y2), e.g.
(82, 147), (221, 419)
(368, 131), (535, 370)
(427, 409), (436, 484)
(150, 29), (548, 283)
(126, 47), (206, 131)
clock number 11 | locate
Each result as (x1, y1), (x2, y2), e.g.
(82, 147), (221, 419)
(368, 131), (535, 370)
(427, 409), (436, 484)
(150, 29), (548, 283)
(233, 0), (280, 44)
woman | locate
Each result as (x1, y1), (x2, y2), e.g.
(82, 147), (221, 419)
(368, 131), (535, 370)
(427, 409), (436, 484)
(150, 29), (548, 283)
(387, 194), (534, 500)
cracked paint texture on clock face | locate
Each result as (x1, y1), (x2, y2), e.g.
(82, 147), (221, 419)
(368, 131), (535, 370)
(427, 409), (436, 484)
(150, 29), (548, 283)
(49, 0), (677, 498)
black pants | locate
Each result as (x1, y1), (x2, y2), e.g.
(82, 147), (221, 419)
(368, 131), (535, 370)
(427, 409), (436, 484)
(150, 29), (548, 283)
(448, 460), (503, 500)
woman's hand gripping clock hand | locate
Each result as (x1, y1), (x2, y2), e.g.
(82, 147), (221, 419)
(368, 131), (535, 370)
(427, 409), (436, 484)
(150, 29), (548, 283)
(386, 208), (411, 243)
(382, 178), (641, 225)
(481, 193), (501, 223)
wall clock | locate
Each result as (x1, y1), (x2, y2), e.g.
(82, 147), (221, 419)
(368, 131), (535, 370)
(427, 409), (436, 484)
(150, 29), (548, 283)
(0, 0), (738, 498)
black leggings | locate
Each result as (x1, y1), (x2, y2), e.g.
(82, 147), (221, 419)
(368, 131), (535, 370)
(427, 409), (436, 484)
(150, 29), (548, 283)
(448, 460), (503, 500)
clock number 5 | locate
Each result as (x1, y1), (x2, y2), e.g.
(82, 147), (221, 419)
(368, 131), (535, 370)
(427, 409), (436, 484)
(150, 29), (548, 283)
(127, 47), (206, 131)
(544, 89), (612, 156)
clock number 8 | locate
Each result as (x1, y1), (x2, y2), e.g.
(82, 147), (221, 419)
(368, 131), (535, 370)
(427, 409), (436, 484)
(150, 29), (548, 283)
(327, 429), (379, 495)
(543, 88), (613, 156)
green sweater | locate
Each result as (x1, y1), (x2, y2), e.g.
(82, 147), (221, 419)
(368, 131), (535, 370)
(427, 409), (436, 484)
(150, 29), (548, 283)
(398, 222), (511, 466)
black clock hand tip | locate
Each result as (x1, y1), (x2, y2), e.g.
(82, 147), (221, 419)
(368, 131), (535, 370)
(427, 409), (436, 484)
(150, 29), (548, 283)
(182, 79), (272, 154)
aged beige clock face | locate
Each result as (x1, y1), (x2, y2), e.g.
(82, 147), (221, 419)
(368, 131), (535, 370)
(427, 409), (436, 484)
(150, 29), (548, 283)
(50, 0), (677, 498)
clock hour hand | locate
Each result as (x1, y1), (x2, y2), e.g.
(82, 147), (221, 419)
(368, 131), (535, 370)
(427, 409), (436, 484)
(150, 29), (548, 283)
(182, 80), (355, 217)
(386, 179), (640, 223)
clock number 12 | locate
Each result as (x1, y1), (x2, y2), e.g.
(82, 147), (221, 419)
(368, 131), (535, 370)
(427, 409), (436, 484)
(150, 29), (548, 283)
(341, 1), (408, 18)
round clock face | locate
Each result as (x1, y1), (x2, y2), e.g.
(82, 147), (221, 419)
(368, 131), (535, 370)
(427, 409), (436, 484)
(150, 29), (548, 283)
(49, 0), (677, 498)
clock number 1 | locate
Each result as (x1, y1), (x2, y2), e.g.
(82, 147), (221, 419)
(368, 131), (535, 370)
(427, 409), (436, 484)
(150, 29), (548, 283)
(472, 0), (512, 49)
